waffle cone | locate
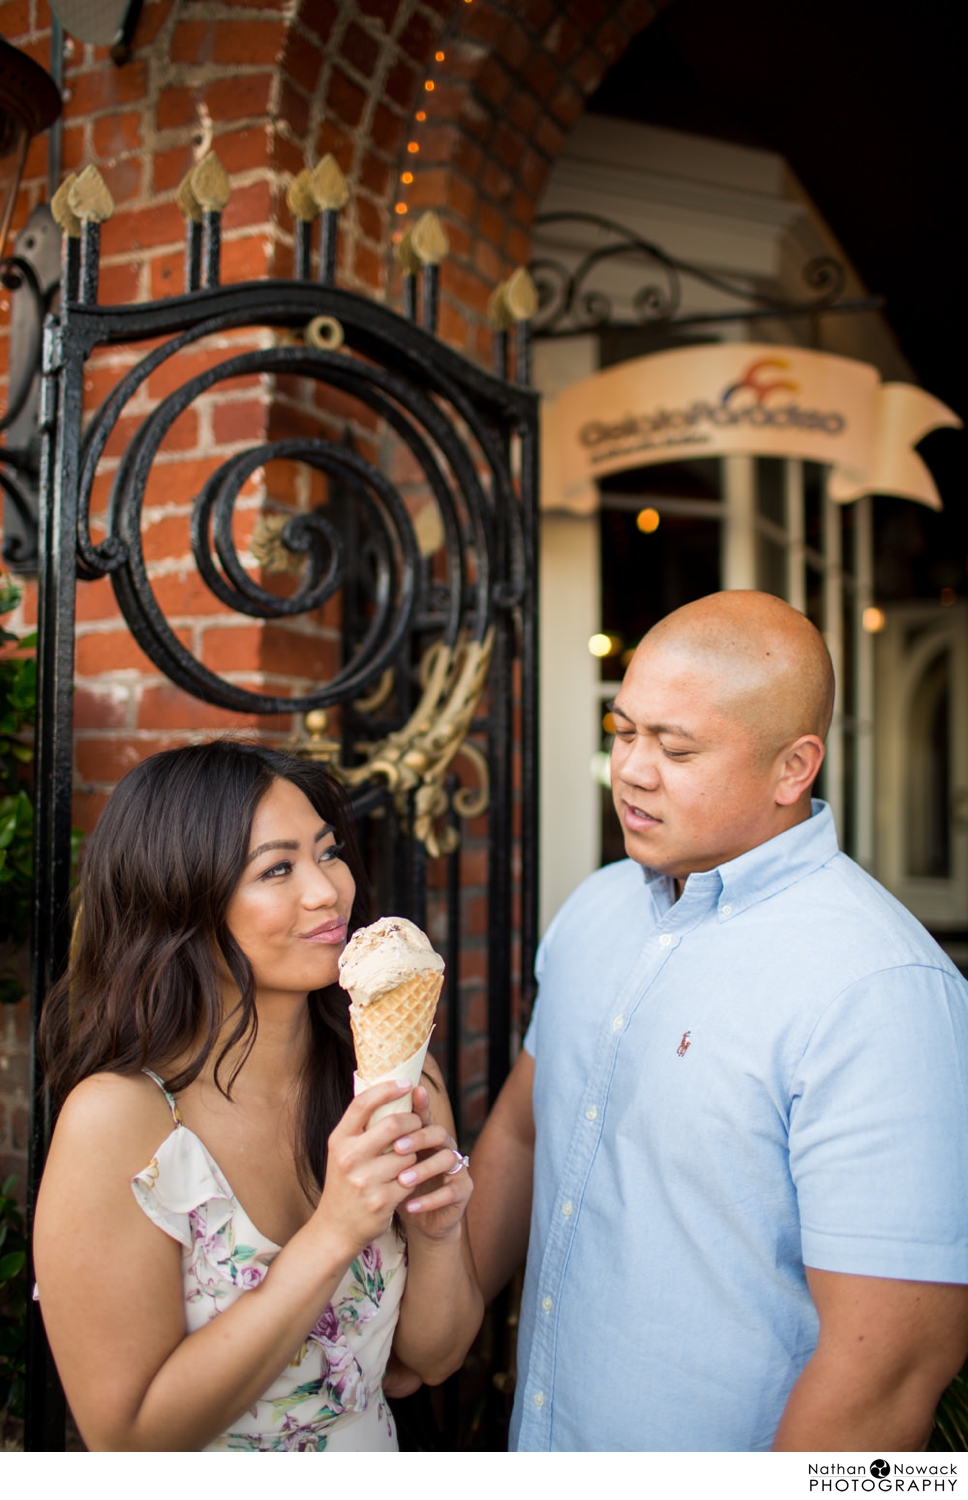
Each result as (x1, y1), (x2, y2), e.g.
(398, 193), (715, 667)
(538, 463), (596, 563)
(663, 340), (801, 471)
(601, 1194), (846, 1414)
(349, 970), (443, 1082)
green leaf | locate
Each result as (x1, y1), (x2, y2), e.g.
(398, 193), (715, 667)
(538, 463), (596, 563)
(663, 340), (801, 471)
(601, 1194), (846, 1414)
(0, 1250), (25, 1282)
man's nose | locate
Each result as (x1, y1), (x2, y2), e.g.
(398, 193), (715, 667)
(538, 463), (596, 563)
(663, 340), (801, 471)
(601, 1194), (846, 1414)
(616, 736), (661, 788)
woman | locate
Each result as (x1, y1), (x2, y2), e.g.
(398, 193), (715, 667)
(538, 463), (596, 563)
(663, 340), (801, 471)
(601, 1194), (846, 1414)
(34, 740), (482, 1451)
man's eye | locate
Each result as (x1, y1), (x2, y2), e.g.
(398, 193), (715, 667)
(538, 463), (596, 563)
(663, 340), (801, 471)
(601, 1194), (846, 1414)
(662, 747), (691, 759)
(320, 841), (346, 864)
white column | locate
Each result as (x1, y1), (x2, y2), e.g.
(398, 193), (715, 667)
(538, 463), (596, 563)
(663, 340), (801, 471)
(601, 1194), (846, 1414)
(722, 454), (756, 589)
(822, 476), (844, 838)
(533, 334), (602, 937)
(854, 494), (875, 869)
(538, 512), (601, 937)
(785, 460), (805, 612)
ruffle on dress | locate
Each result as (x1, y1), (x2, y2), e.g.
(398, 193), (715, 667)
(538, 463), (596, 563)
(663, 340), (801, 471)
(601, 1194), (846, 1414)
(131, 1125), (255, 1251)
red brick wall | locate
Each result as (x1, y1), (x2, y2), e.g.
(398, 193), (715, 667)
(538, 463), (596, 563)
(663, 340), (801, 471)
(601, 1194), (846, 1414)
(0, 0), (668, 1180)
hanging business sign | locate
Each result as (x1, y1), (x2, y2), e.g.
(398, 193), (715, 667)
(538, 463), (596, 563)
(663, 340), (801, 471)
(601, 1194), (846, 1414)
(540, 343), (961, 514)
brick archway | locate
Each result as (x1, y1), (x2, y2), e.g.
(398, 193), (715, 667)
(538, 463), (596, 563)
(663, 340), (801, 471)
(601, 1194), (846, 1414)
(396, 0), (667, 355)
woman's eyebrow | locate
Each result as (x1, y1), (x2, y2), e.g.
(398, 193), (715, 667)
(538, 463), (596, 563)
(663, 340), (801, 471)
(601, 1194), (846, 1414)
(246, 824), (334, 863)
(246, 839), (297, 864)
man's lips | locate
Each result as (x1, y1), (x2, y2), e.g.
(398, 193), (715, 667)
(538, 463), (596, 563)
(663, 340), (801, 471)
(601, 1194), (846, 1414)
(301, 917), (348, 944)
(623, 801), (662, 831)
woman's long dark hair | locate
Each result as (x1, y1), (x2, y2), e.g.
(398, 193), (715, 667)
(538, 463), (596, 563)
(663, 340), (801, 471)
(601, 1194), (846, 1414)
(38, 740), (371, 1194)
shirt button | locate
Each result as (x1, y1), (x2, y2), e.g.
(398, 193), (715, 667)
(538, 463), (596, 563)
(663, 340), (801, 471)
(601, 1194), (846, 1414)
(533, 1391), (545, 1408)
(659, 933), (672, 947)
(561, 1200), (574, 1217)
(585, 1105), (598, 1121)
(542, 1296), (553, 1312)
(612, 1015), (624, 1031)
(721, 903), (733, 916)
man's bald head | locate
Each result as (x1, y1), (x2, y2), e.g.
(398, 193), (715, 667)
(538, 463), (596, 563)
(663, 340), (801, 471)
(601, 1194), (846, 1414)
(637, 592), (834, 762)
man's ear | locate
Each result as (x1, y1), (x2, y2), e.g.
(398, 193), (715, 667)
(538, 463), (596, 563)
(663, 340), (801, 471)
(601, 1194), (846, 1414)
(775, 735), (826, 806)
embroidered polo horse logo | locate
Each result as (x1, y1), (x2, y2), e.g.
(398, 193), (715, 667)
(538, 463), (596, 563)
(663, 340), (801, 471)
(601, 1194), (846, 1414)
(677, 1030), (692, 1057)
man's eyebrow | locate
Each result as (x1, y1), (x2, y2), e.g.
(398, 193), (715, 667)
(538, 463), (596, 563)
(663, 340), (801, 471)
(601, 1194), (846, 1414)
(607, 702), (700, 740)
(246, 824), (334, 864)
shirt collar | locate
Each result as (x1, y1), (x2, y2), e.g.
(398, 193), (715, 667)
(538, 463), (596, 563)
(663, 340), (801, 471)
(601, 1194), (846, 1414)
(641, 800), (839, 919)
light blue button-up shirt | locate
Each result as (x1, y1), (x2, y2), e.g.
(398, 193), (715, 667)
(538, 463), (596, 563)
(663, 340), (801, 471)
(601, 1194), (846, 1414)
(512, 803), (968, 1451)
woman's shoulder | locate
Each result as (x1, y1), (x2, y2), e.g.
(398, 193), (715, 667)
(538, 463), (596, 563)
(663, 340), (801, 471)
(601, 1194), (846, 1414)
(52, 1070), (177, 1173)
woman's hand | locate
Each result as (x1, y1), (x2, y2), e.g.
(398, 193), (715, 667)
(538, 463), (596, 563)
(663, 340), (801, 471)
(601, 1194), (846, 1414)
(313, 1078), (423, 1260)
(388, 1066), (483, 1383)
(391, 1083), (474, 1242)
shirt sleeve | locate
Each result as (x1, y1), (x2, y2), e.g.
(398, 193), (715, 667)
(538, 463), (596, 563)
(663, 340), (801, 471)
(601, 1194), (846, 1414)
(790, 963), (968, 1283)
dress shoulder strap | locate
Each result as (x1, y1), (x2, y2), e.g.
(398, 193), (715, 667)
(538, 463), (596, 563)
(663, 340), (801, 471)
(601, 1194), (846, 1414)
(142, 1067), (182, 1126)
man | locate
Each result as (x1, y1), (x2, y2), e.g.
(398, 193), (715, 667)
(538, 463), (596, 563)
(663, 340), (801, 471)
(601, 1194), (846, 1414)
(468, 590), (968, 1451)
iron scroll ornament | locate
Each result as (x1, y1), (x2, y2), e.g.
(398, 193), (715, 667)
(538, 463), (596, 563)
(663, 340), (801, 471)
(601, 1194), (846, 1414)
(529, 211), (875, 335)
(56, 281), (529, 717)
(0, 250), (55, 565)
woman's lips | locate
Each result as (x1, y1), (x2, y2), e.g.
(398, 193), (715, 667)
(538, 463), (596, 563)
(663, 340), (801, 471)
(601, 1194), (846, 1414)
(301, 918), (348, 944)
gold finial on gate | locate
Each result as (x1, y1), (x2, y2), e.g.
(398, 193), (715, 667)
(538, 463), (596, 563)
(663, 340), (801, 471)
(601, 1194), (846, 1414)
(394, 225), (421, 275)
(51, 173), (81, 237)
(309, 155), (350, 211)
(287, 168), (318, 222)
(68, 165), (115, 225)
(488, 279), (514, 331)
(191, 153), (231, 213)
(177, 169), (203, 223)
(411, 211), (449, 266)
(503, 267), (538, 323)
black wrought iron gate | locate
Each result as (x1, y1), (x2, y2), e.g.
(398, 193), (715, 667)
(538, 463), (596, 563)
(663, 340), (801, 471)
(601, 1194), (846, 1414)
(25, 158), (539, 1449)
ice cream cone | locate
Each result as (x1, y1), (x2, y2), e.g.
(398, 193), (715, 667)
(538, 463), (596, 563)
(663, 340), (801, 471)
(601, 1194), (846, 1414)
(339, 916), (445, 1123)
(349, 970), (444, 1082)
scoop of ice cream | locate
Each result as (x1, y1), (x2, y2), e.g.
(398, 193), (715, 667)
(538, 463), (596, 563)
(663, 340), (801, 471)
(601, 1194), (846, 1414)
(338, 915), (444, 1006)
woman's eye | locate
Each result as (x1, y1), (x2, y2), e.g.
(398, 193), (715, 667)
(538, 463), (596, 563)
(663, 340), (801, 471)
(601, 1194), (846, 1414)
(260, 860), (292, 880)
(320, 841), (346, 864)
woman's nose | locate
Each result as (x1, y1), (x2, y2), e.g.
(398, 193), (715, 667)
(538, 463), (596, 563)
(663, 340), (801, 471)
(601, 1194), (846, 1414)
(304, 862), (340, 905)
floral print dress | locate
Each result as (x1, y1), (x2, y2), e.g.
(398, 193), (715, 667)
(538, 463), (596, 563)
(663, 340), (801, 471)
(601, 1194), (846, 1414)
(131, 1071), (406, 1451)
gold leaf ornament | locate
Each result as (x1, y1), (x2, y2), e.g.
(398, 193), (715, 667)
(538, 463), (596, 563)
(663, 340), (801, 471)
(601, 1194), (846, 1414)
(295, 631), (493, 857)
(504, 267), (539, 322)
(191, 153), (231, 213)
(176, 169), (203, 223)
(51, 174), (81, 237)
(411, 212), (449, 266)
(394, 226), (421, 276)
(488, 280), (514, 331)
(250, 513), (303, 575)
(67, 166), (115, 225)
(287, 169), (318, 223)
(310, 155), (350, 211)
